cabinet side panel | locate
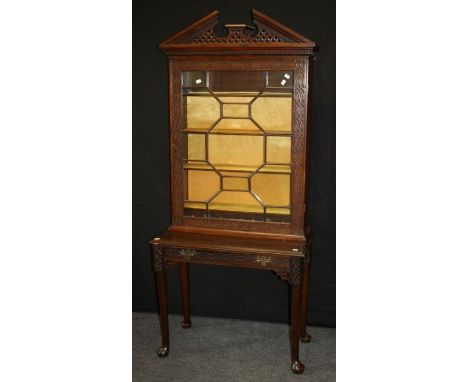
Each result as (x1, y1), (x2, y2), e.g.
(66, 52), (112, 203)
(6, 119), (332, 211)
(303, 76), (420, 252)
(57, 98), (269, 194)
(169, 58), (184, 225)
(290, 57), (309, 232)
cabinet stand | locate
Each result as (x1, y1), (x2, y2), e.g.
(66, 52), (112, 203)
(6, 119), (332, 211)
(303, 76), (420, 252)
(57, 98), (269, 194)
(151, 231), (313, 374)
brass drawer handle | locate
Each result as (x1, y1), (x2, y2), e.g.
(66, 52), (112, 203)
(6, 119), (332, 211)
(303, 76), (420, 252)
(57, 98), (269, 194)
(256, 255), (272, 266)
(180, 249), (196, 260)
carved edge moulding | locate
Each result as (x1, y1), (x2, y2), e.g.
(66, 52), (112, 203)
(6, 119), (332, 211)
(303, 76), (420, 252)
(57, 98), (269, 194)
(151, 242), (312, 285)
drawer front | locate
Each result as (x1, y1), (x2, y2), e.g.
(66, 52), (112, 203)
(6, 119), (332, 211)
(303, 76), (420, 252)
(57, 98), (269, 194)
(163, 247), (291, 270)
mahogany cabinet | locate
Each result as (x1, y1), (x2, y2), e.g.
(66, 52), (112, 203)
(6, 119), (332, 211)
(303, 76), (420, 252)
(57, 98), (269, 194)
(150, 9), (317, 374)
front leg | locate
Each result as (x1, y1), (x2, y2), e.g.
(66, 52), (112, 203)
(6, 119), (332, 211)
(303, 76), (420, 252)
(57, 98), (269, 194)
(290, 257), (305, 374)
(153, 245), (169, 357)
(300, 259), (312, 343)
(179, 262), (192, 328)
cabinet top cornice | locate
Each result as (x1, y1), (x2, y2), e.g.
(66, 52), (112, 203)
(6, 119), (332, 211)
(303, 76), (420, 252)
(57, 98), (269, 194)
(159, 9), (317, 56)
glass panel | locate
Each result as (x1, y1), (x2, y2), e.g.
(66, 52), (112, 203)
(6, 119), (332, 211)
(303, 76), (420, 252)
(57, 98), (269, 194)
(208, 135), (264, 171)
(251, 96), (292, 133)
(209, 191), (263, 214)
(182, 70), (293, 222)
(211, 119), (261, 134)
(182, 71), (208, 88)
(211, 71), (264, 92)
(223, 177), (249, 191)
(184, 201), (207, 210)
(266, 136), (291, 164)
(185, 94), (220, 131)
(219, 171), (251, 177)
(186, 134), (205, 161)
(222, 104), (249, 118)
(266, 207), (290, 215)
(217, 96), (256, 103)
(267, 71), (294, 88)
(251, 173), (290, 206)
(186, 170), (220, 202)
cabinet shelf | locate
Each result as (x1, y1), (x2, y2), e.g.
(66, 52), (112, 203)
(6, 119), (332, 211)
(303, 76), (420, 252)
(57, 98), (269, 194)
(183, 129), (292, 136)
(184, 202), (290, 215)
(183, 91), (293, 98)
(184, 162), (291, 174)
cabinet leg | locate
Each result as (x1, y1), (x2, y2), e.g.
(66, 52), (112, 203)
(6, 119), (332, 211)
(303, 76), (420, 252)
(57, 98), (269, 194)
(155, 269), (169, 357)
(179, 262), (192, 329)
(300, 260), (312, 343)
(290, 258), (305, 374)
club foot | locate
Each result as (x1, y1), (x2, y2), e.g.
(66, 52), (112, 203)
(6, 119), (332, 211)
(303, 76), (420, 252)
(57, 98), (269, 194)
(300, 332), (312, 343)
(291, 360), (305, 374)
(158, 345), (169, 358)
(181, 320), (192, 329)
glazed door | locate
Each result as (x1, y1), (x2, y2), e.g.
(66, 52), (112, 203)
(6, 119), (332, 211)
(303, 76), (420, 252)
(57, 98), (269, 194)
(169, 57), (308, 237)
(182, 70), (293, 223)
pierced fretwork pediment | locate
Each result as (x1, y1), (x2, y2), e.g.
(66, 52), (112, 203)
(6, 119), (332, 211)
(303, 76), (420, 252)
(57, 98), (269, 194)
(160, 9), (316, 55)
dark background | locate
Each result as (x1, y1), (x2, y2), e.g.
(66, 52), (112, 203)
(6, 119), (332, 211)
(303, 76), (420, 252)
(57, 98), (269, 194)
(133, 0), (335, 327)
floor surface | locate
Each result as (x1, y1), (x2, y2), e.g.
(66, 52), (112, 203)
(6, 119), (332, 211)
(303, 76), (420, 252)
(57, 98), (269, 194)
(133, 312), (335, 381)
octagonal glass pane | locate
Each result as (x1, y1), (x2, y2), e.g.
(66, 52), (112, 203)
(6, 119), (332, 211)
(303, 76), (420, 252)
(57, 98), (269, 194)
(184, 91), (220, 131)
(251, 96), (292, 133)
